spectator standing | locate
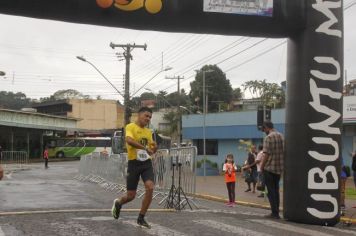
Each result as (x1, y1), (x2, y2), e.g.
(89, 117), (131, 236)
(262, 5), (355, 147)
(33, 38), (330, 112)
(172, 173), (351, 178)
(244, 151), (257, 193)
(44, 146), (49, 169)
(255, 145), (265, 198)
(341, 157), (348, 215)
(261, 121), (284, 219)
(223, 154), (237, 207)
(352, 150), (356, 188)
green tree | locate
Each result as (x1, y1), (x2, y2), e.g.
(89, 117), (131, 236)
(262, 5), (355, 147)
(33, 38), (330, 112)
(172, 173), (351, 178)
(189, 65), (233, 113)
(166, 89), (190, 107)
(0, 91), (32, 110)
(140, 92), (155, 100)
(162, 111), (179, 135)
(232, 87), (243, 100)
(40, 89), (90, 102)
(242, 79), (285, 108)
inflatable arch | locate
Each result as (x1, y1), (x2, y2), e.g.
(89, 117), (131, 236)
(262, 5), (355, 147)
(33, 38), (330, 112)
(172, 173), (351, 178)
(0, 0), (344, 225)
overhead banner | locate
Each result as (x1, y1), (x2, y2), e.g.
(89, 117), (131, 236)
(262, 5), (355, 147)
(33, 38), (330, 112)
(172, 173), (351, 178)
(0, 0), (302, 37)
(343, 96), (356, 123)
(203, 0), (273, 17)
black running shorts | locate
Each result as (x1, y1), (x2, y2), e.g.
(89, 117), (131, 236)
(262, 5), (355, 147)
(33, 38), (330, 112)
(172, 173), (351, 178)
(126, 159), (154, 191)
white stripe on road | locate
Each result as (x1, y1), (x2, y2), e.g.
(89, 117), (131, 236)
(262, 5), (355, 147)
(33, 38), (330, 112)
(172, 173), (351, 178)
(122, 220), (189, 236)
(323, 226), (356, 235)
(250, 219), (334, 236)
(193, 219), (272, 236)
(0, 226), (5, 236)
(188, 209), (265, 217)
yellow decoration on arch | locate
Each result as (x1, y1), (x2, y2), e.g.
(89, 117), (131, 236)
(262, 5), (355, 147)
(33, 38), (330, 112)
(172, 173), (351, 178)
(114, 0), (163, 14)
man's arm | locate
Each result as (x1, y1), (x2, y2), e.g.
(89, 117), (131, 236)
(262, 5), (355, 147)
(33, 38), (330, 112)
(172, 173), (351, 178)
(126, 136), (155, 155)
(261, 137), (271, 171)
(260, 153), (269, 171)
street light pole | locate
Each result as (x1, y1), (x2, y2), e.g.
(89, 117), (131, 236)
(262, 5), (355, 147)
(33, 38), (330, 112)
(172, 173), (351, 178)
(76, 56), (124, 98)
(132, 66), (173, 97)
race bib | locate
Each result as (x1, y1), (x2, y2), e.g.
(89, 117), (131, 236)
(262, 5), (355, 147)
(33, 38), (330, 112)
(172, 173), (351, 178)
(137, 149), (150, 162)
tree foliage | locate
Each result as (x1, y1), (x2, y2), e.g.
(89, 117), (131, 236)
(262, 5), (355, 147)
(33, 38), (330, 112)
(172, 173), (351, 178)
(40, 89), (90, 102)
(0, 91), (32, 110)
(242, 79), (285, 108)
(162, 111), (179, 135)
(232, 87), (243, 100)
(189, 65), (233, 113)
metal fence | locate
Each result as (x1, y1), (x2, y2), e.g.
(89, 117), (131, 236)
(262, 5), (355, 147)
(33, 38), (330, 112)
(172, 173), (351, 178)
(0, 151), (29, 170)
(75, 147), (198, 208)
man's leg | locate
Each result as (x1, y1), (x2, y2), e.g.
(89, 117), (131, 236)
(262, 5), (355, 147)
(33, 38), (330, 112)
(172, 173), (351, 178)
(264, 171), (278, 217)
(137, 160), (155, 228)
(112, 161), (140, 220)
(273, 173), (281, 216)
(353, 171), (356, 188)
(140, 180), (154, 215)
(119, 190), (137, 205)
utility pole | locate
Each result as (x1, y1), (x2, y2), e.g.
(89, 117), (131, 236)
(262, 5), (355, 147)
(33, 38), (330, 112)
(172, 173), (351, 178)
(200, 69), (213, 179)
(110, 42), (147, 126)
(166, 76), (183, 144)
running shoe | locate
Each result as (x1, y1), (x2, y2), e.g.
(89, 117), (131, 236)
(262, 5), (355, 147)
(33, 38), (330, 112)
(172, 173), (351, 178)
(111, 199), (122, 220)
(137, 217), (151, 229)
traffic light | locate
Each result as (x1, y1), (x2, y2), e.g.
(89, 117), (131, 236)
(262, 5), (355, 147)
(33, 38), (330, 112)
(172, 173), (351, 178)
(257, 105), (272, 131)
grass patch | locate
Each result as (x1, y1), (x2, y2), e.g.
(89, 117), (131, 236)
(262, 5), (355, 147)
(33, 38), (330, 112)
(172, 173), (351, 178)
(346, 188), (356, 200)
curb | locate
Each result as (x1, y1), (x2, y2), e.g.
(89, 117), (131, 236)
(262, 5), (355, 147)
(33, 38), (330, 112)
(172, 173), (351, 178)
(194, 193), (356, 224)
(0, 208), (176, 216)
(194, 193), (271, 210)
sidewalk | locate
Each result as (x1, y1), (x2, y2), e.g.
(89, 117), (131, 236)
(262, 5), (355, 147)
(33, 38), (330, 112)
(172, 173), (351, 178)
(195, 174), (356, 219)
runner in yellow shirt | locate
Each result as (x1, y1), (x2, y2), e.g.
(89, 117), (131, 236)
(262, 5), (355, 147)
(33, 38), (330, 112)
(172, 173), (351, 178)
(111, 107), (157, 228)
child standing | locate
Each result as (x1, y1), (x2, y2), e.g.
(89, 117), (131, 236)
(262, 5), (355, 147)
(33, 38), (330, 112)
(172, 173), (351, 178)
(223, 154), (237, 207)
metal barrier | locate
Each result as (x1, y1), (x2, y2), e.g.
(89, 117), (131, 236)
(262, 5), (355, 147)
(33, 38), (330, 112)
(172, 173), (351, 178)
(0, 151), (29, 170)
(75, 147), (198, 208)
(160, 147), (198, 208)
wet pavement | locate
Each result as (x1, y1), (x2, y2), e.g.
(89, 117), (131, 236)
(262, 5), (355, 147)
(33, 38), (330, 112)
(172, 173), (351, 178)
(0, 162), (355, 236)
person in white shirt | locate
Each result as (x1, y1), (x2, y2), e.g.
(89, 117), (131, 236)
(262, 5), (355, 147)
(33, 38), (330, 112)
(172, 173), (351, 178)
(255, 145), (265, 197)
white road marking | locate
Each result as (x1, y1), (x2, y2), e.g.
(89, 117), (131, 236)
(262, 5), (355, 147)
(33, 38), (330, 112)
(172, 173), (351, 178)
(323, 226), (356, 235)
(193, 219), (272, 236)
(73, 216), (114, 221)
(0, 226), (5, 236)
(122, 220), (189, 236)
(250, 219), (334, 236)
(188, 209), (265, 217)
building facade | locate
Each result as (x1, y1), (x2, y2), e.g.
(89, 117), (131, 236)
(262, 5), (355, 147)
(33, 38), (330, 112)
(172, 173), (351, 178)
(33, 99), (124, 131)
(0, 109), (77, 158)
(182, 96), (356, 171)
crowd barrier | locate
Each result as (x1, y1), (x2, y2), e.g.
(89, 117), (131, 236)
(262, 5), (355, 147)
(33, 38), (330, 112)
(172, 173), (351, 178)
(0, 151), (29, 170)
(75, 147), (198, 209)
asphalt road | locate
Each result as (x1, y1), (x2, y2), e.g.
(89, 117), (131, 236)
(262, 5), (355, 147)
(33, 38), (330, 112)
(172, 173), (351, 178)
(0, 162), (355, 236)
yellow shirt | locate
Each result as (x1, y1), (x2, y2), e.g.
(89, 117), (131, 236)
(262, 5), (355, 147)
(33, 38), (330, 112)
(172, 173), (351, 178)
(125, 123), (154, 161)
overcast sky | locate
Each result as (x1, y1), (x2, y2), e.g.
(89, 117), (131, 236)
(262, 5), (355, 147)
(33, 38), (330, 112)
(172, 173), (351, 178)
(0, 2), (356, 103)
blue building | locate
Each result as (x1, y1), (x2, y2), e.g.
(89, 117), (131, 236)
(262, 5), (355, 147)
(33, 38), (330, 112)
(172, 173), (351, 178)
(182, 104), (356, 172)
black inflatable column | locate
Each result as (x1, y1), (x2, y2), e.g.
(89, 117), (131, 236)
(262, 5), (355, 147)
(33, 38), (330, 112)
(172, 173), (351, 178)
(284, 0), (343, 226)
